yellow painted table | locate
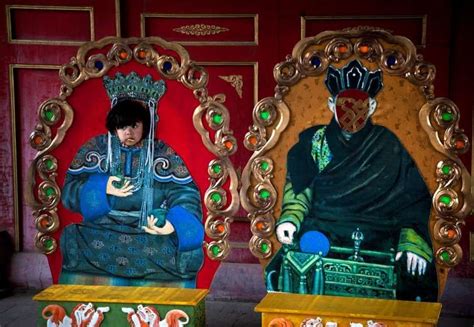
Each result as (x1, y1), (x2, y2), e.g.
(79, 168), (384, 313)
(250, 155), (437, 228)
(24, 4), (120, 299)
(34, 284), (208, 326)
(255, 293), (441, 327)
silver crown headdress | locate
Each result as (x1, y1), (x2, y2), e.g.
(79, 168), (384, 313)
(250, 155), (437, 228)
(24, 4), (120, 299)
(103, 72), (166, 107)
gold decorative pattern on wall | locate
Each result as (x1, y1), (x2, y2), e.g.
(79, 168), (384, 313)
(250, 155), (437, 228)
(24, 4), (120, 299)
(6, 5), (94, 46)
(240, 28), (471, 297)
(173, 24), (229, 36)
(197, 62), (258, 105)
(219, 75), (243, 98)
(140, 13), (258, 46)
(301, 15), (427, 48)
(27, 37), (240, 260)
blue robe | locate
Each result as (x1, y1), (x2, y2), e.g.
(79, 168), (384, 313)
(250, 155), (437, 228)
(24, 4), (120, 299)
(60, 135), (204, 284)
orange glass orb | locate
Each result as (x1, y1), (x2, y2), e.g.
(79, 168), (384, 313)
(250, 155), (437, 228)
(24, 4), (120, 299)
(137, 50), (147, 59)
(40, 219), (49, 228)
(455, 140), (465, 149)
(34, 135), (43, 145)
(256, 221), (265, 231)
(338, 45), (348, 54)
(248, 136), (257, 145)
(216, 224), (225, 233)
(447, 229), (457, 239)
(224, 140), (234, 150)
(359, 45), (369, 54)
(118, 50), (128, 60)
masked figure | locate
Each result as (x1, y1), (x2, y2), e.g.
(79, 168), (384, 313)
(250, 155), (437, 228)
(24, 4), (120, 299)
(270, 60), (437, 301)
(59, 72), (204, 287)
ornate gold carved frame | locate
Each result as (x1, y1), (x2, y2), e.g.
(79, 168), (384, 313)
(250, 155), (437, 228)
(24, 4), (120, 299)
(240, 28), (471, 293)
(27, 36), (239, 260)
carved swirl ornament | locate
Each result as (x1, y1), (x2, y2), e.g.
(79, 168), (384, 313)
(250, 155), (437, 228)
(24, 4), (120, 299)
(240, 27), (471, 266)
(28, 37), (239, 259)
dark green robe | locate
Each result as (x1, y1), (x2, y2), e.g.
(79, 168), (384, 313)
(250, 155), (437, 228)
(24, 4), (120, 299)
(268, 118), (437, 301)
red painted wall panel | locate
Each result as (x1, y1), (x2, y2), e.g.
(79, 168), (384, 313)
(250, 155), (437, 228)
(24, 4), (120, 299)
(10, 7), (92, 42)
(13, 67), (61, 251)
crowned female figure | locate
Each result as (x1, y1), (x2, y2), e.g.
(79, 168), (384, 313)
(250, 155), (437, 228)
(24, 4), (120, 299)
(60, 72), (204, 288)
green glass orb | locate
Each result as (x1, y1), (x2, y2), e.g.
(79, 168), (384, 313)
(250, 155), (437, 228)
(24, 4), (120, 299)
(260, 161), (269, 171)
(441, 112), (454, 122)
(45, 187), (56, 197)
(439, 194), (452, 205)
(259, 189), (271, 200)
(210, 192), (223, 203)
(260, 110), (271, 120)
(440, 250), (451, 262)
(211, 245), (220, 256)
(44, 238), (54, 251)
(212, 164), (222, 174)
(212, 113), (223, 125)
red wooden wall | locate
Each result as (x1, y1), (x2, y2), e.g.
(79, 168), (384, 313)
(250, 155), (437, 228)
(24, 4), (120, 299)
(0, 0), (472, 278)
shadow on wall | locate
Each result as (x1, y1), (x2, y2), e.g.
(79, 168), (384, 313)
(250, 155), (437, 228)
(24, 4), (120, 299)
(0, 231), (13, 298)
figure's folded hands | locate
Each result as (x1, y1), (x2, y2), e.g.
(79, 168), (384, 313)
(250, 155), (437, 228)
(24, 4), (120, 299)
(142, 215), (175, 235)
(396, 251), (427, 276)
(276, 222), (297, 245)
(106, 176), (134, 197)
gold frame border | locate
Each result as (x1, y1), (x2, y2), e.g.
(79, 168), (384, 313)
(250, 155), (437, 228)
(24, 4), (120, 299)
(140, 13), (259, 46)
(196, 61), (259, 105)
(9, 63), (62, 252)
(301, 15), (427, 48)
(27, 37), (240, 260)
(240, 27), (472, 292)
(6, 5), (95, 45)
(115, 0), (121, 37)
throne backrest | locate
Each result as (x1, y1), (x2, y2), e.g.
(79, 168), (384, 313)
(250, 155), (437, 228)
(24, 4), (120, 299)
(241, 28), (471, 299)
(28, 37), (239, 288)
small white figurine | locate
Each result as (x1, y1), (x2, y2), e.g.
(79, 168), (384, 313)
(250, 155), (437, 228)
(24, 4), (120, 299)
(367, 320), (386, 327)
(301, 317), (323, 327)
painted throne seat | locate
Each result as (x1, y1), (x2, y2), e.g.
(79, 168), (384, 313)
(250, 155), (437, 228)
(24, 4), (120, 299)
(29, 36), (239, 327)
(240, 27), (471, 326)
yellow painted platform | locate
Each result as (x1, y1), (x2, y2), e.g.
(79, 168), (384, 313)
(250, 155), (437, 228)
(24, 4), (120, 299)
(33, 284), (208, 305)
(34, 285), (208, 326)
(255, 292), (441, 326)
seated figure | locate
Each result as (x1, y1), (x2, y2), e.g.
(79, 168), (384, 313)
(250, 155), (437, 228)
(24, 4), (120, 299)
(59, 72), (204, 288)
(267, 60), (437, 301)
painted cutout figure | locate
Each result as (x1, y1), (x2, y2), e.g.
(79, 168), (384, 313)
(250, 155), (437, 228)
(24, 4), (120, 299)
(266, 60), (437, 301)
(60, 72), (204, 287)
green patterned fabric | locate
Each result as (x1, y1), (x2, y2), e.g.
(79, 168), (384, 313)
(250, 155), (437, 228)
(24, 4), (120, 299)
(310, 126), (333, 173)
